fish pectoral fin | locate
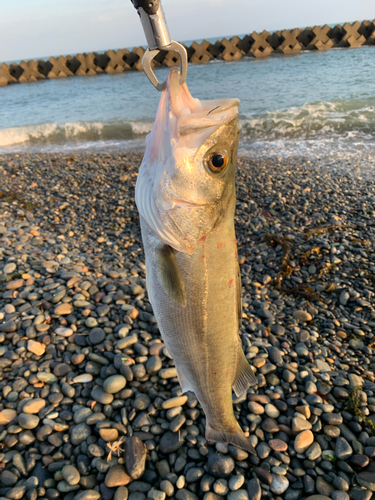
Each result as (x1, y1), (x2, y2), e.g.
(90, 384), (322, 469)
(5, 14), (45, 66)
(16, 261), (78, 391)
(206, 422), (257, 456)
(233, 345), (258, 397)
(156, 244), (186, 307)
(176, 367), (194, 393)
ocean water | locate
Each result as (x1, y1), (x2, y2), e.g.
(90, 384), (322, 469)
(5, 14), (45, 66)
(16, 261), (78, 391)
(1, 46), (375, 166)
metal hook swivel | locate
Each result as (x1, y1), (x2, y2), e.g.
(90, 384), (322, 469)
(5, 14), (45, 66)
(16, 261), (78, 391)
(131, 0), (188, 91)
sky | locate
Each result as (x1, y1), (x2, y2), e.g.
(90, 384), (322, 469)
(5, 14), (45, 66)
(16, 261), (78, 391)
(0, 0), (374, 62)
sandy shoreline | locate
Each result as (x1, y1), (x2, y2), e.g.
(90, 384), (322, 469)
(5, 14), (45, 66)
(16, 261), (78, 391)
(0, 152), (375, 500)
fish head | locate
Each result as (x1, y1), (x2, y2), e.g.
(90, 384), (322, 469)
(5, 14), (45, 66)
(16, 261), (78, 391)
(135, 67), (240, 254)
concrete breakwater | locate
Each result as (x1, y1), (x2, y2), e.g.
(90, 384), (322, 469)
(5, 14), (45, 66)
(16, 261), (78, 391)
(1, 19), (374, 86)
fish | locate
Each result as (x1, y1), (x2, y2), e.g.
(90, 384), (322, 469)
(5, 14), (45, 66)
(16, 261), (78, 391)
(135, 67), (257, 454)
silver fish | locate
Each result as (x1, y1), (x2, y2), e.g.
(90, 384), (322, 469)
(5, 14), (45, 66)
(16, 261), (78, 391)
(135, 68), (257, 454)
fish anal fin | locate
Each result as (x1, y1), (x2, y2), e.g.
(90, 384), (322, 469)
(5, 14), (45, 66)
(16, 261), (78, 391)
(156, 244), (186, 307)
(233, 345), (257, 397)
(206, 422), (257, 456)
(176, 367), (194, 393)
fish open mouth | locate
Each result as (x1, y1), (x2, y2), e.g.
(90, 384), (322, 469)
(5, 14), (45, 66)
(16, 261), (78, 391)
(165, 67), (240, 137)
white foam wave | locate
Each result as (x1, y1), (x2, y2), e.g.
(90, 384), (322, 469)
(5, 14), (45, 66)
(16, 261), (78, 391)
(1, 98), (375, 161)
(239, 98), (375, 140)
(0, 120), (153, 150)
(129, 121), (154, 135)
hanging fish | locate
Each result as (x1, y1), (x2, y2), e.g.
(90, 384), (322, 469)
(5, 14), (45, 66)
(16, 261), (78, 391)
(135, 67), (257, 454)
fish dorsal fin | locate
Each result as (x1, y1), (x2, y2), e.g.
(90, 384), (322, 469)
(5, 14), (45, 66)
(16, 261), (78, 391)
(233, 344), (258, 397)
(156, 244), (186, 307)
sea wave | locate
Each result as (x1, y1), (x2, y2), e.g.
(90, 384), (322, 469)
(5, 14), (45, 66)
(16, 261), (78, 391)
(0, 120), (154, 150)
(239, 98), (375, 140)
(1, 97), (375, 154)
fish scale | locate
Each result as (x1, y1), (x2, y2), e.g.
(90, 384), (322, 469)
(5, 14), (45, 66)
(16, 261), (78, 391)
(142, 217), (242, 429)
(136, 67), (257, 453)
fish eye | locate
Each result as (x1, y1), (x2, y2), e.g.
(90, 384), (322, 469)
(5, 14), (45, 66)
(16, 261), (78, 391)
(207, 150), (228, 173)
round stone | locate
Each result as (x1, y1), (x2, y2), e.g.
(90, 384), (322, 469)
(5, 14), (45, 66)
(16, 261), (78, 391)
(269, 439), (288, 452)
(229, 474), (245, 491)
(62, 465), (80, 486)
(292, 417), (312, 433)
(70, 423), (91, 445)
(22, 398), (46, 414)
(185, 467), (204, 483)
(53, 363), (71, 376)
(335, 437), (353, 460)
(293, 310), (313, 322)
(74, 491), (101, 500)
(227, 491), (249, 500)
(271, 325), (285, 336)
(332, 492), (349, 500)
(148, 491), (166, 500)
(36, 372), (58, 384)
(270, 474), (289, 495)
(146, 355), (162, 373)
(350, 454), (370, 468)
(4, 263), (16, 274)
(103, 375), (126, 394)
(161, 396), (188, 409)
(18, 413), (39, 429)
(73, 374), (93, 384)
(316, 477), (335, 496)
(159, 431), (185, 454)
(159, 368), (177, 379)
(55, 327), (73, 337)
(305, 442), (322, 461)
(85, 317), (98, 328)
(294, 430), (314, 453)
(114, 487), (130, 500)
(105, 465), (131, 487)
(27, 340), (45, 356)
(255, 467), (272, 486)
(305, 497), (332, 500)
(0, 470), (18, 486)
(261, 418), (279, 433)
(54, 303), (74, 315)
(214, 478), (229, 495)
(91, 387), (114, 404)
(265, 404), (280, 418)
(99, 428), (119, 442)
(160, 480), (174, 496)
(247, 478), (261, 500)
(131, 285), (144, 295)
(0, 409), (17, 425)
(207, 453), (235, 478)
(357, 472), (375, 492)
(74, 407), (92, 424)
(248, 402), (264, 415)
(89, 327), (106, 345)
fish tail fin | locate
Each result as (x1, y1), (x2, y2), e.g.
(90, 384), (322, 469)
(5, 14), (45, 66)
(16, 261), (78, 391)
(206, 423), (257, 456)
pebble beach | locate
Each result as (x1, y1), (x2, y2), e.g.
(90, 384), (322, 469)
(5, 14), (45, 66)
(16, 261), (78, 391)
(0, 151), (375, 500)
